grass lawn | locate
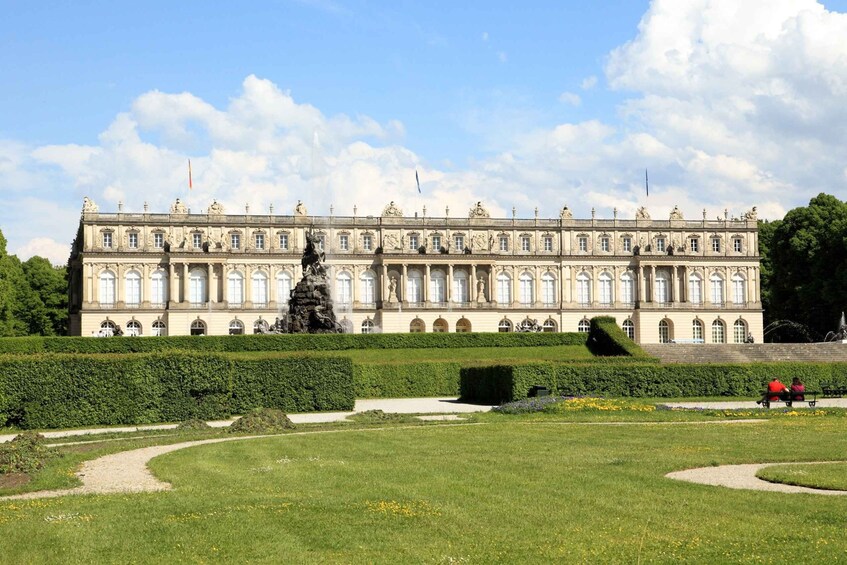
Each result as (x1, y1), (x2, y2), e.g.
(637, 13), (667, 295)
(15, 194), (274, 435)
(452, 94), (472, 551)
(757, 462), (847, 491)
(2, 408), (846, 563)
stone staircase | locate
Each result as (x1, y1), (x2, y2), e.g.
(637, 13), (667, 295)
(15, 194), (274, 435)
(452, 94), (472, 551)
(640, 343), (847, 364)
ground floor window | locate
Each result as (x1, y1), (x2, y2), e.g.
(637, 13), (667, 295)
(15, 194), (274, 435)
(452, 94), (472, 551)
(190, 319), (206, 336)
(712, 319), (725, 343)
(126, 320), (142, 336)
(659, 320), (671, 343)
(361, 319), (375, 334)
(622, 319), (635, 340)
(498, 319), (512, 332)
(543, 319), (557, 332)
(733, 319), (747, 343)
(410, 318), (425, 333)
(433, 318), (448, 333)
(577, 319), (590, 333)
(152, 320), (166, 336)
(456, 318), (472, 333)
(229, 319), (244, 335)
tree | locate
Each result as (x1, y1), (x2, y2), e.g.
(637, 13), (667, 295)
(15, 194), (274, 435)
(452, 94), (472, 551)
(22, 256), (68, 335)
(0, 230), (32, 336)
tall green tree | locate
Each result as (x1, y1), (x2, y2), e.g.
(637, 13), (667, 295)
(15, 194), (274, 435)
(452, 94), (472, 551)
(766, 193), (847, 340)
(22, 256), (68, 335)
(0, 230), (31, 336)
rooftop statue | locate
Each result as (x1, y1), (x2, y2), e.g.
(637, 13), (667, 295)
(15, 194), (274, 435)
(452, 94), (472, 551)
(294, 200), (308, 216)
(469, 201), (490, 218)
(635, 206), (650, 220)
(82, 196), (99, 213)
(208, 200), (225, 215)
(560, 205), (573, 219)
(743, 206), (758, 220)
(669, 205), (684, 220)
(170, 198), (188, 214)
(382, 201), (403, 217)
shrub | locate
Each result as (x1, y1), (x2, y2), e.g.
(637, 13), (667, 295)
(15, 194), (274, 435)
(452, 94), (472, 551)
(0, 432), (56, 474)
(587, 316), (650, 357)
(175, 419), (212, 431)
(354, 362), (462, 398)
(229, 408), (295, 434)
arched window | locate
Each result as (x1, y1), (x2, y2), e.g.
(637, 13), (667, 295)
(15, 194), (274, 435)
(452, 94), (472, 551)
(497, 272), (512, 304)
(276, 271), (293, 305)
(576, 272), (591, 306)
(689, 273), (703, 304)
(430, 270), (446, 304)
(339, 319), (354, 334)
(99, 271), (116, 306)
(190, 319), (206, 336)
(360, 271), (376, 305)
(336, 272), (352, 305)
(456, 318), (472, 333)
(620, 272), (634, 306)
(519, 272), (534, 305)
(410, 318), (426, 333)
(622, 319), (635, 340)
(599, 272), (613, 306)
(543, 318), (557, 332)
(229, 319), (244, 335)
(152, 319), (166, 336)
(252, 271), (269, 306)
(433, 318), (449, 333)
(407, 270), (423, 304)
(692, 319), (704, 342)
(453, 270), (469, 303)
(711, 319), (725, 343)
(189, 268), (207, 305)
(125, 270), (141, 306)
(125, 320), (142, 336)
(577, 319), (590, 333)
(655, 272), (669, 304)
(361, 319), (375, 334)
(732, 274), (746, 305)
(734, 319), (747, 343)
(253, 319), (269, 334)
(498, 318), (512, 333)
(151, 270), (168, 306)
(99, 320), (116, 337)
(658, 319), (672, 343)
(227, 271), (244, 305)
(710, 273), (724, 305)
(541, 272), (556, 306)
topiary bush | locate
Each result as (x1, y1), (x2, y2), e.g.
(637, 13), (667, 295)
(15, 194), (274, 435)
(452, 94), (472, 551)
(0, 432), (56, 474)
(587, 316), (650, 357)
(228, 408), (296, 434)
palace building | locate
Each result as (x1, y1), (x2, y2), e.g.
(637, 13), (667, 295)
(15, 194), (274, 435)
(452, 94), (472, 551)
(67, 197), (764, 344)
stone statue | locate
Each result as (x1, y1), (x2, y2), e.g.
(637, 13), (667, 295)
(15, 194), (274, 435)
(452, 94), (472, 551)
(170, 198), (188, 214)
(476, 278), (486, 303)
(560, 205), (573, 219)
(294, 200), (307, 216)
(635, 206), (650, 220)
(388, 277), (398, 302)
(743, 206), (758, 220)
(382, 201), (403, 217)
(301, 230), (327, 278)
(82, 196), (99, 213)
(469, 201), (490, 218)
(669, 205), (684, 220)
(208, 200), (225, 215)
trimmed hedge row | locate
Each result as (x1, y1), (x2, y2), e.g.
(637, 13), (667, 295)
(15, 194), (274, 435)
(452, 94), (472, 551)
(0, 332), (588, 355)
(460, 361), (847, 404)
(0, 353), (354, 429)
(587, 316), (650, 358)
(355, 362), (462, 398)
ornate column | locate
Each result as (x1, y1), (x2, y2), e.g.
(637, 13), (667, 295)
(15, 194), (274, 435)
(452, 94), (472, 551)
(649, 265), (656, 303)
(115, 265), (123, 305)
(533, 265), (540, 307)
(92, 264), (99, 304)
(381, 264), (388, 303)
(208, 263), (217, 303)
(401, 264), (408, 303)
(352, 265), (359, 304)
(244, 264), (252, 305)
(470, 264), (477, 303)
(447, 264), (454, 303)
(488, 267), (494, 305)
(670, 265), (677, 303)
(169, 263), (177, 305)
(682, 265), (689, 303)
(424, 264), (431, 304)
(182, 263), (189, 303)
(142, 264), (151, 306)
(511, 266), (517, 306)
(222, 264), (229, 305)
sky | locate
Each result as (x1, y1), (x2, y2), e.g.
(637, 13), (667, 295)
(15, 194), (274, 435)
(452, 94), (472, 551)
(3, 0), (847, 265)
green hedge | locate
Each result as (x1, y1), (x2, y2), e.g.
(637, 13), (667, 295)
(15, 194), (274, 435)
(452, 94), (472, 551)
(355, 362), (462, 398)
(0, 332), (587, 355)
(0, 353), (354, 429)
(587, 316), (649, 357)
(460, 361), (847, 404)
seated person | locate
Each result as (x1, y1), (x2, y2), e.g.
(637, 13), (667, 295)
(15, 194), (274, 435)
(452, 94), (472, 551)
(790, 377), (805, 401)
(766, 377), (790, 402)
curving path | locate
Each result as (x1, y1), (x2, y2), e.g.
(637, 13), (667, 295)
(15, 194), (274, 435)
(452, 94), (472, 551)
(667, 461), (847, 495)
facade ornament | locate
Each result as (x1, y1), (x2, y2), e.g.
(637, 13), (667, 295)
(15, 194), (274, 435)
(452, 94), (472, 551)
(208, 200), (225, 215)
(743, 206), (758, 220)
(388, 276), (398, 302)
(170, 198), (188, 215)
(383, 233), (399, 249)
(635, 206), (650, 220)
(82, 197), (99, 213)
(472, 234), (488, 251)
(294, 200), (308, 216)
(669, 205), (684, 220)
(468, 201), (490, 219)
(382, 201), (403, 217)
(476, 278), (486, 303)
(560, 205), (573, 219)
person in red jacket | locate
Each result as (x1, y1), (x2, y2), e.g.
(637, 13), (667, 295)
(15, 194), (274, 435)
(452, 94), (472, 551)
(767, 378), (790, 401)
(790, 377), (806, 401)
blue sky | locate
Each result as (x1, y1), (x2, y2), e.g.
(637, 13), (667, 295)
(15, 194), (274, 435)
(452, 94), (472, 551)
(3, 0), (847, 263)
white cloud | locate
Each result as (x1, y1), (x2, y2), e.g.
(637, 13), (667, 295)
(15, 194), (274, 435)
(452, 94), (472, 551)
(558, 92), (581, 106)
(15, 238), (69, 266)
(580, 76), (598, 90)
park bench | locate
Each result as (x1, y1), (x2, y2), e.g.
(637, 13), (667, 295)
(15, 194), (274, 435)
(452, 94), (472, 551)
(821, 383), (847, 398)
(757, 391), (818, 409)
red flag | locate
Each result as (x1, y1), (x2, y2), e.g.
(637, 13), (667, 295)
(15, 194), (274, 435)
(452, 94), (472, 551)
(188, 159), (193, 190)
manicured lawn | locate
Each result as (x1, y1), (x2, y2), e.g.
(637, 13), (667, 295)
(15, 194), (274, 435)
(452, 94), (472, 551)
(757, 462), (847, 491)
(1, 411), (846, 563)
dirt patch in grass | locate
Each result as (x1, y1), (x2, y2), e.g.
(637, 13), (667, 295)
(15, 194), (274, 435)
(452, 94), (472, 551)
(0, 472), (31, 490)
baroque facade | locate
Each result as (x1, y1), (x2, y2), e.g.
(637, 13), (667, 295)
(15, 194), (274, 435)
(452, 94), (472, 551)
(68, 198), (764, 344)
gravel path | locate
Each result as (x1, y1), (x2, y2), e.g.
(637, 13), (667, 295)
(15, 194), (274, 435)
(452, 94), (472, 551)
(667, 461), (847, 495)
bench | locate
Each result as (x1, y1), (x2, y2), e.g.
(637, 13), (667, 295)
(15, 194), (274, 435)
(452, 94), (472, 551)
(756, 391), (818, 409)
(821, 383), (847, 398)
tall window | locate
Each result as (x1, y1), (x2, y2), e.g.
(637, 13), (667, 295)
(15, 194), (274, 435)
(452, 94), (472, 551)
(620, 273), (634, 305)
(599, 272), (612, 306)
(408, 234), (418, 250)
(193, 233), (203, 249)
(407, 270), (423, 303)
(576, 272), (591, 306)
(732, 274), (746, 305)
(99, 271), (116, 306)
(339, 234), (349, 251)
(499, 236), (509, 251)
(126, 320), (142, 336)
(712, 319), (725, 343)
(541, 272), (556, 306)
(498, 319), (512, 332)
(623, 237), (632, 253)
(362, 234), (372, 251)
(453, 270), (469, 303)
(692, 319), (704, 342)
(655, 273), (669, 303)
(360, 271), (375, 305)
(279, 233), (289, 250)
(154, 233), (164, 249)
(659, 320), (671, 343)
(152, 319), (166, 336)
(317, 235), (325, 250)
(125, 271), (141, 306)
(231, 234), (241, 250)
(578, 319), (590, 333)
(151, 271), (168, 306)
(656, 238), (666, 253)
(252, 272), (269, 306)
(521, 236), (531, 252)
(601, 237), (609, 252)
(336, 272), (352, 305)
(432, 235), (441, 250)
(519, 273), (534, 305)
(255, 233), (265, 250)
(734, 319), (747, 343)
(128, 233), (138, 249)
(361, 319), (375, 334)
(689, 273), (703, 304)
(733, 238), (742, 253)
(689, 238), (699, 252)
(189, 269), (207, 305)
(544, 236), (553, 252)
(430, 270), (446, 303)
(497, 273), (512, 304)
(454, 235), (464, 251)
(578, 237), (588, 252)
(227, 271), (244, 305)
(102, 232), (113, 248)
(712, 238), (721, 253)
(710, 273), (724, 305)
(276, 272), (292, 304)
(622, 319), (635, 340)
